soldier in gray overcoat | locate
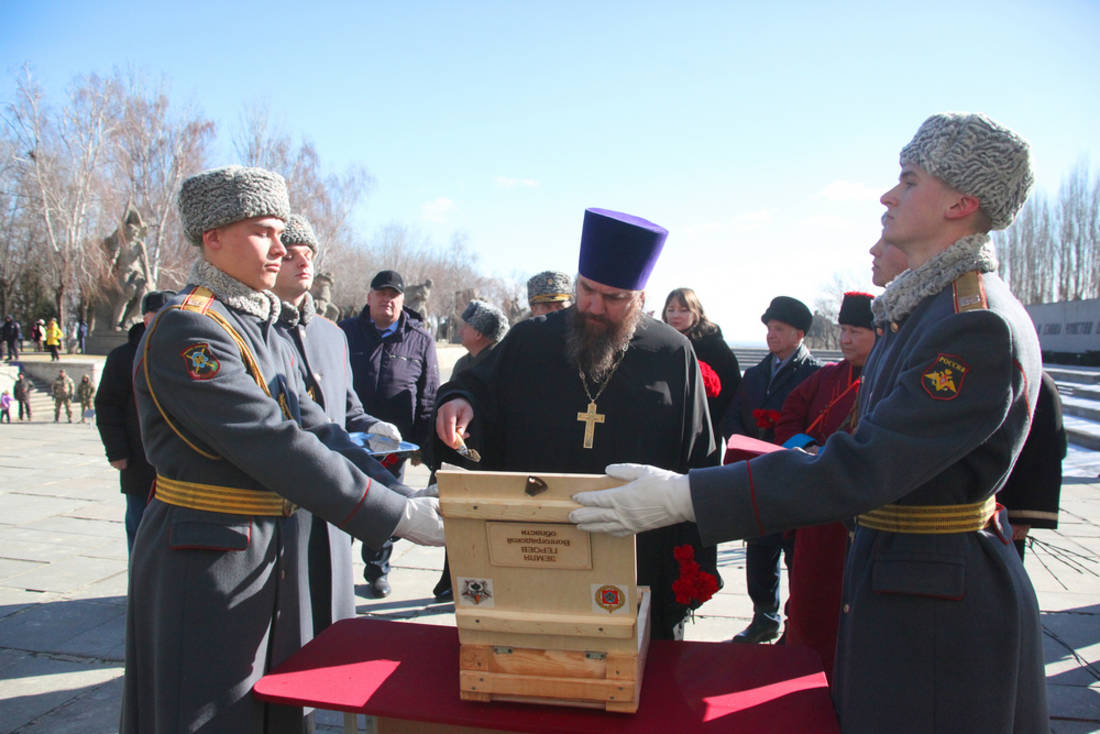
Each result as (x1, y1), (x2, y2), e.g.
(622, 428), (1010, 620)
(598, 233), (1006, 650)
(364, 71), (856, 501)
(571, 114), (1047, 732)
(273, 214), (405, 634)
(121, 166), (444, 734)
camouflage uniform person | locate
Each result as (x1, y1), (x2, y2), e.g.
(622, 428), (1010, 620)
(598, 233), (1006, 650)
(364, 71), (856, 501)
(51, 370), (74, 422)
(75, 374), (95, 422)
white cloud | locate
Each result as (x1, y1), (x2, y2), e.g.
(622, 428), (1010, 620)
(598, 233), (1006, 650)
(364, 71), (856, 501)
(421, 197), (457, 223)
(494, 176), (540, 189)
(815, 180), (882, 203)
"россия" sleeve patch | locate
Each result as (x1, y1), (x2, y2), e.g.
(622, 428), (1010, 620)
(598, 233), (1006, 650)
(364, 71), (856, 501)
(181, 343), (221, 380)
(921, 353), (969, 400)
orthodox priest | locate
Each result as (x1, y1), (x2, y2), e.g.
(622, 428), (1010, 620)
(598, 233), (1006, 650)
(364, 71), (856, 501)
(435, 208), (719, 640)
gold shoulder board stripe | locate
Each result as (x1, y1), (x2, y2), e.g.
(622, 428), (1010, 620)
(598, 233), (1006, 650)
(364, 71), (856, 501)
(953, 271), (988, 313)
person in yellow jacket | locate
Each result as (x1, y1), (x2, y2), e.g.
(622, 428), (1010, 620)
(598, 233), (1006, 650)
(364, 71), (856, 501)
(45, 318), (63, 361)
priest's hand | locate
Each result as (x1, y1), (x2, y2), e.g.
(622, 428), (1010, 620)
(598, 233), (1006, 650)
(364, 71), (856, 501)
(569, 463), (695, 536)
(393, 496), (446, 546)
(436, 398), (474, 449)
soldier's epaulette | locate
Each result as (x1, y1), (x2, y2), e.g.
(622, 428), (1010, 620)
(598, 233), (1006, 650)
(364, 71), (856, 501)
(180, 286), (217, 315)
(952, 271), (988, 313)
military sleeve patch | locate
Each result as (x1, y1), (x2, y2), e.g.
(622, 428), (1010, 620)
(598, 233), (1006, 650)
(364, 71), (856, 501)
(921, 353), (969, 400)
(181, 343), (221, 380)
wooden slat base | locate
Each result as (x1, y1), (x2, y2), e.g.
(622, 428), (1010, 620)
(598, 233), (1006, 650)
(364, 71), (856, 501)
(457, 589), (650, 714)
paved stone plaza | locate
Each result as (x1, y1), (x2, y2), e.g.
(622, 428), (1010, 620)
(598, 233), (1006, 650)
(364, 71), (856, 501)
(0, 347), (1097, 732)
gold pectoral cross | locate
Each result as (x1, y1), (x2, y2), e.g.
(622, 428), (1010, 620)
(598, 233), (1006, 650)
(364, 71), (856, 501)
(577, 401), (605, 449)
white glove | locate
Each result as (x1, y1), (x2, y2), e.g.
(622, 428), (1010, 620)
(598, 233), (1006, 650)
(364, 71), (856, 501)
(367, 421), (402, 451)
(569, 463), (695, 536)
(413, 483), (439, 498)
(393, 496), (446, 546)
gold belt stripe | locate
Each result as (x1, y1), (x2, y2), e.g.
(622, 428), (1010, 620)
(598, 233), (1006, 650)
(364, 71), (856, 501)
(857, 496), (996, 534)
(156, 475), (296, 517)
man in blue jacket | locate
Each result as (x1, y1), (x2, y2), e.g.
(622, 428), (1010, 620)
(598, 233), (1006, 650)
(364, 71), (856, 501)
(341, 269), (440, 597)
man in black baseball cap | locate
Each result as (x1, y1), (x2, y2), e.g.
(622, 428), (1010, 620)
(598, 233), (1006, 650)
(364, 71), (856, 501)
(341, 268), (440, 597)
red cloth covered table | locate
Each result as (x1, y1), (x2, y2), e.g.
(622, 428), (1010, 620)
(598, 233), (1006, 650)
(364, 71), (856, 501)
(254, 617), (839, 733)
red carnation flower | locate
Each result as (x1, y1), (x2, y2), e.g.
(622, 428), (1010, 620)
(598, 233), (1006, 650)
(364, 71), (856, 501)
(698, 360), (722, 398)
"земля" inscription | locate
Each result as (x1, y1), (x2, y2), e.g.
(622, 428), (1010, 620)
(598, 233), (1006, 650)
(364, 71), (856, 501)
(485, 522), (593, 569)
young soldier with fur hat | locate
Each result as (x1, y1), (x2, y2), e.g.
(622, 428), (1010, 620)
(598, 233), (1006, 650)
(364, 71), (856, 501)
(273, 213), (405, 637)
(526, 270), (573, 316)
(571, 114), (1046, 732)
(122, 167), (443, 734)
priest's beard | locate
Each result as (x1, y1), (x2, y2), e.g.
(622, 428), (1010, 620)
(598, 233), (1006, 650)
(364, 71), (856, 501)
(565, 303), (643, 381)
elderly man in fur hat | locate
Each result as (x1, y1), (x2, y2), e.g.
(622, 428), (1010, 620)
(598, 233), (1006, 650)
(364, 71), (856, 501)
(572, 114), (1046, 732)
(454, 299), (510, 376)
(122, 167), (444, 734)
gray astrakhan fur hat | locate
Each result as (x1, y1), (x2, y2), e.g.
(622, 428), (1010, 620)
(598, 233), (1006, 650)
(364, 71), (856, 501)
(461, 300), (509, 343)
(281, 214), (318, 254)
(178, 165), (290, 245)
(899, 113), (1033, 230)
(527, 271), (573, 305)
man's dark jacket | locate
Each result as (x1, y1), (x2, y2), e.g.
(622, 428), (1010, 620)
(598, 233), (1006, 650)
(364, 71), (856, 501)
(721, 343), (821, 443)
(339, 306), (439, 446)
(95, 323), (156, 496)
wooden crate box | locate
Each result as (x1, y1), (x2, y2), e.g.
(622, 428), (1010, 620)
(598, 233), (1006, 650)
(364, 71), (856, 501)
(437, 469), (651, 713)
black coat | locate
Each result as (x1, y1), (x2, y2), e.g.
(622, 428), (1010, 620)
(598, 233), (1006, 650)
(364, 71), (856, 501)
(998, 371), (1065, 529)
(94, 323), (156, 496)
(688, 327), (741, 440)
(721, 343), (821, 443)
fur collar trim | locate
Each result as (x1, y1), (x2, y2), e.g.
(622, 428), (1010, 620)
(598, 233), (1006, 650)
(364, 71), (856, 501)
(872, 234), (997, 323)
(278, 292), (316, 327)
(189, 259), (281, 325)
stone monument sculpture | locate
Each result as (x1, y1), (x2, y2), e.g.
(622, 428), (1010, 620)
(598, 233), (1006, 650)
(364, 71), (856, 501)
(405, 278), (433, 317)
(311, 271), (341, 321)
(95, 205), (153, 332)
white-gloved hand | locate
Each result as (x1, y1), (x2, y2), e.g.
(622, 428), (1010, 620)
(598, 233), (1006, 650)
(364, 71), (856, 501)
(393, 496), (446, 546)
(569, 463), (695, 536)
(412, 483), (439, 498)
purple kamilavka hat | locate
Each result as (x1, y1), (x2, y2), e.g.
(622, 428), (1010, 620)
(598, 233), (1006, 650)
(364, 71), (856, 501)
(577, 208), (668, 291)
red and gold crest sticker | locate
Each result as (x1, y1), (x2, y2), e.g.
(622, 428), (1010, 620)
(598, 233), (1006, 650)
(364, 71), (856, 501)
(181, 343), (220, 381)
(593, 584), (626, 614)
(921, 353), (969, 400)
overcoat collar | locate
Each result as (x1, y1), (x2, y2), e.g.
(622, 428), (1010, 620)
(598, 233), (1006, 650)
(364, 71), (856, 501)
(872, 233), (997, 324)
(189, 259), (281, 325)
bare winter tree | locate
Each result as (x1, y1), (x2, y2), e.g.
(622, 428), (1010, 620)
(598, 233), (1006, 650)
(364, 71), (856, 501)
(7, 68), (121, 329)
(995, 160), (1099, 304)
(233, 104), (372, 272)
(107, 70), (215, 287)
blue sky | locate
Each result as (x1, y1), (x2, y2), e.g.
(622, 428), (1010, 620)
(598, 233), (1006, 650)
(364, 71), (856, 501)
(3, 0), (1098, 343)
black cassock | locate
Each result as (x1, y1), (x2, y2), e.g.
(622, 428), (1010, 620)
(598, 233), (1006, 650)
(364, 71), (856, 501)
(434, 307), (720, 639)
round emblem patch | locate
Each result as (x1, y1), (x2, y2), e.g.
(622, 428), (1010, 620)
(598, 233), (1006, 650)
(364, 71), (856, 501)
(594, 584), (626, 614)
(181, 343), (220, 380)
